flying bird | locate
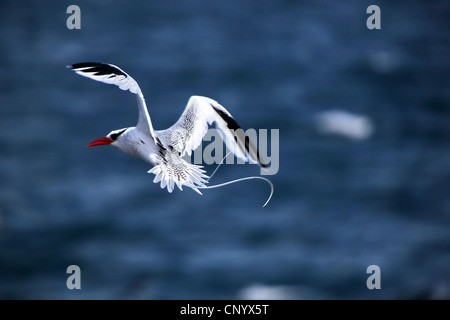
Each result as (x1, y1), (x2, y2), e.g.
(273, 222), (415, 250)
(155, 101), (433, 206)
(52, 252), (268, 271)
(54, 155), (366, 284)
(68, 62), (272, 205)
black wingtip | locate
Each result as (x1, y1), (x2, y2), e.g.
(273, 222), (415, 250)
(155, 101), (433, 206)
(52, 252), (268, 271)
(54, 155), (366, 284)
(68, 62), (102, 70)
(259, 161), (269, 168)
(68, 62), (127, 77)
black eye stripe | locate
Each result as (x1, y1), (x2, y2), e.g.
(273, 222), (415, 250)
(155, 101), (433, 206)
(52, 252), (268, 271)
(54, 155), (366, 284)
(111, 129), (126, 141)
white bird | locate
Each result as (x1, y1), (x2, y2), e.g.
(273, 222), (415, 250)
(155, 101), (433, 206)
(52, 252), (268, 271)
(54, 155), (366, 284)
(68, 62), (272, 204)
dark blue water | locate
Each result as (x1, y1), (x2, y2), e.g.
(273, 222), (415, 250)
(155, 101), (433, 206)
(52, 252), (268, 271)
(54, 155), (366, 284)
(0, 0), (449, 299)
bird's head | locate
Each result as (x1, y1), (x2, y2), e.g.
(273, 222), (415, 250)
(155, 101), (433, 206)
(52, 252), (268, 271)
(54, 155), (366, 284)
(87, 128), (128, 148)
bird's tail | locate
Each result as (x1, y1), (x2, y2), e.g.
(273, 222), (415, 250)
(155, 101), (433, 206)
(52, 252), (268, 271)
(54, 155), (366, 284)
(148, 151), (209, 194)
(198, 176), (274, 207)
(148, 151), (274, 207)
(199, 151), (274, 207)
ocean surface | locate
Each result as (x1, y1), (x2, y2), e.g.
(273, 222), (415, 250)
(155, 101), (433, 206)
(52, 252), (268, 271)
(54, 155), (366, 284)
(0, 0), (449, 299)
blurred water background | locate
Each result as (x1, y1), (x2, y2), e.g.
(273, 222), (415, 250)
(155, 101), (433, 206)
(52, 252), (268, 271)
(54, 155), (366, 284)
(0, 0), (449, 299)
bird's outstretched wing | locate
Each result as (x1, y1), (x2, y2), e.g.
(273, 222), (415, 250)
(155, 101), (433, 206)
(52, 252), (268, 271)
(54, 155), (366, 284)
(156, 96), (267, 167)
(67, 62), (159, 144)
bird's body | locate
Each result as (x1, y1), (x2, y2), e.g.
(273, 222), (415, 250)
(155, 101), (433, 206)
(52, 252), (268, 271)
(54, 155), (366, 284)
(68, 62), (268, 196)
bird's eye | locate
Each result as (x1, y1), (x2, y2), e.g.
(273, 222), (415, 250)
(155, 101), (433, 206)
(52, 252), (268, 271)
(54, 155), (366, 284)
(110, 129), (127, 141)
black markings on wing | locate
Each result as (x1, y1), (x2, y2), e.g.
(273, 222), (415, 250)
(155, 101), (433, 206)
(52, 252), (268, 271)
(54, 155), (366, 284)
(68, 62), (127, 77)
(212, 106), (268, 168)
(212, 107), (241, 131)
(158, 146), (168, 165)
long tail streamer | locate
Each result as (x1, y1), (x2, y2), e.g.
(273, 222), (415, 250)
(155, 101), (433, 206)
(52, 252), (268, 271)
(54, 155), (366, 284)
(199, 152), (274, 207)
(198, 176), (274, 207)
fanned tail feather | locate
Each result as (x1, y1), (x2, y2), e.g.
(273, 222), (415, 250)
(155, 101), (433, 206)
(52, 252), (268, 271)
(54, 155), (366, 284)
(148, 150), (274, 207)
(148, 152), (209, 194)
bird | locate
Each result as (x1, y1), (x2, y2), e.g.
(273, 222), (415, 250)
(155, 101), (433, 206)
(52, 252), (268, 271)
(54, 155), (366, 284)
(67, 62), (272, 204)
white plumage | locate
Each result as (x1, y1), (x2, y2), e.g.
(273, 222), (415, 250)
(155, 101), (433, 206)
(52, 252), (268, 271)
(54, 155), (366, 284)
(68, 62), (268, 196)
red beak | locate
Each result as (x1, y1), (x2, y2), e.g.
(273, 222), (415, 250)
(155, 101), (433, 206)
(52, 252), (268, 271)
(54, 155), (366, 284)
(87, 137), (114, 147)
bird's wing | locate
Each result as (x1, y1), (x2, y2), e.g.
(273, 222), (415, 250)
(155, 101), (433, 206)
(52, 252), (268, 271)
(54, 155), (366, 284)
(156, 96), (267, 167)
(67, 62), (159, 144)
